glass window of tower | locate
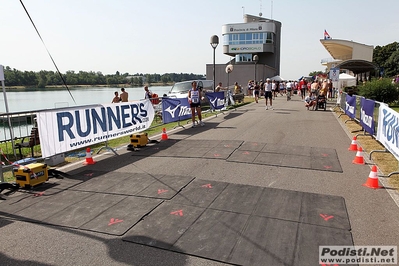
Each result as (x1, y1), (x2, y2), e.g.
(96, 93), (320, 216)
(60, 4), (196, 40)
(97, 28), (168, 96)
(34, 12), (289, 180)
(235, 54), (252, 62)
(225, 32), (274, 45)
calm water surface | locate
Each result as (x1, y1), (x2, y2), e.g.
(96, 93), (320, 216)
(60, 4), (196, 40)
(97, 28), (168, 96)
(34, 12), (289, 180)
(0, 86), (172, 113)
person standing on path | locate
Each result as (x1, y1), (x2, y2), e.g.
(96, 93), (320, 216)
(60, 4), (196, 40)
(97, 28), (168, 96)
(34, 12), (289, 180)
(299, 78), (307, 100)
(264, 78), (273, 110)
(120, 88), (129, 102)
(188, 81), (204, 128)
(253, 81), (260, 103)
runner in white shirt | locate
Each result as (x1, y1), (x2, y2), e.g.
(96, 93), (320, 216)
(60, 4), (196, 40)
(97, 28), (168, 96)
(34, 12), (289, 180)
(264, 78), (273, 110)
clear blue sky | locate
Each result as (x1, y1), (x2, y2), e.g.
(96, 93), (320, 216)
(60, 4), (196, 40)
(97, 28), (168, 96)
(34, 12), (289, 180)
(1, 0), (398, 80)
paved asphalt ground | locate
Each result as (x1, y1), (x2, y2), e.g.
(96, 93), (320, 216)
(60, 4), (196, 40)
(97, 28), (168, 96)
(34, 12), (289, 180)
(1, 94), (399, 266)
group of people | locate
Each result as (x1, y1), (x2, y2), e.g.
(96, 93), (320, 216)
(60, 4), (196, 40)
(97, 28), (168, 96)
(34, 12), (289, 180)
(111, 88), (129, 103)
(110, 78), (333, 128)
(304, 79), (332, 110)
(113, 83), (204, 129)
(111, 86), (162, 104)
(244, 77), (336, 111)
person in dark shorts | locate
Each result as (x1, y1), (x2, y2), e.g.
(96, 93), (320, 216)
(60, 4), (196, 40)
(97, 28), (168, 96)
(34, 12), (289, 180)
(188, 81), (204, 128)
(253, 81), (260, 103)
(264, 78), (273, 110)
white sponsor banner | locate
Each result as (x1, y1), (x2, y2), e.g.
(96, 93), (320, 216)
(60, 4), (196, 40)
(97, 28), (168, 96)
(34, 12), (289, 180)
(376, 103), (399, 161)
(229, 44), (263, 53)
(37, 101), (154, 157)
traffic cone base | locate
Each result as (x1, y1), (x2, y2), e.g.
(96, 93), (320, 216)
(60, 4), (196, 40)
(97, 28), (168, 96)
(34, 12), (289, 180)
(161, 128), (168, 140)
(83, 147), (96, 165)
(352, 147), (365, 165)
(348, 136), (358, 151)
(363, 165), (382, 189)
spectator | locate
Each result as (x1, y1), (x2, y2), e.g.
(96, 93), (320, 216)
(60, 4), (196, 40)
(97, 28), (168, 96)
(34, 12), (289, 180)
(264, 78), (273, 110)
(272, 80), (277, 99)
(253, 81), (260, 103)
(327, 79), (333, 99)
(234, 82), (242, 94)
(120, 88), (128, 102)
(259, 80), (265, 96)
(144, 86), (152, 99)
(188, 81), (204, 128)
(320, 80), (329, 96)
(299, 78), (307, 100)
(310, 80), (320, 95)
(215, 82), (225, 92)
(247, 80), (254, 96)
(305, 92), (316, 110)
(111, 91), (120, 103)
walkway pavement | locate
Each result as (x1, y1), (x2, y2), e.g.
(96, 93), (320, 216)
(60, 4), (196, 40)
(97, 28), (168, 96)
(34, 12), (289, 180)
(1, 94), (398, 266)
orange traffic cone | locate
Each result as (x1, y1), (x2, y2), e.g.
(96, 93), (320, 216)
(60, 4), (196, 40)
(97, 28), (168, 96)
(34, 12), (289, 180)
(83, 147), (96, 165)
(352, 146), (365, 165)
(161, 128), (168, 140)
(348, 136), (358, 151)
(363, 165), (382, 189)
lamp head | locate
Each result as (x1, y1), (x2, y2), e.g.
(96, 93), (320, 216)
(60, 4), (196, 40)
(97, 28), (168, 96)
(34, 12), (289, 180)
(210, 35), (219, 48)
(225, 64), (234, 73)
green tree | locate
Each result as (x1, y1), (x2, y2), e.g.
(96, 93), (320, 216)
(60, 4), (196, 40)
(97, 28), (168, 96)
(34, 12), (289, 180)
(161, 75), (170, 84)
(373, 42), (399, 77)
(357, 78), (399, 103)
(37, 71), (48, 88)
(145, 74), (153, 85)
(309, 71), (325, 77)
(384, 50), (399, 77)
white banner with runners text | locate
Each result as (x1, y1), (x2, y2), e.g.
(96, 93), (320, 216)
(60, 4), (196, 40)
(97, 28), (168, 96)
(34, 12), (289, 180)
(37, 101), (154, 157)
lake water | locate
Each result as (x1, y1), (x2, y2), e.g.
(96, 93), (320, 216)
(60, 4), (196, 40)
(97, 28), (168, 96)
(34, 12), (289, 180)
(0, 85), (172, 113)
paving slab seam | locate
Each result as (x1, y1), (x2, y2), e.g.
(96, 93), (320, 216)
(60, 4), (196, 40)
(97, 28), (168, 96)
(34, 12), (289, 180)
(82, 199), (164, 237)
(332, 107), (399, 209)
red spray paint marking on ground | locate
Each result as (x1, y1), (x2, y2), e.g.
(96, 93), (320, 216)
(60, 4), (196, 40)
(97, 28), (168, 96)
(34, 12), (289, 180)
(320, 214), (334, 221)
(108, 218), (123, 226)
(170, 210), (183, 216)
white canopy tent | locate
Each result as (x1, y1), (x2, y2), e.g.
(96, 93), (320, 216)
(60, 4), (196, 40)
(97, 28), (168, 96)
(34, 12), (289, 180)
(338, 73), (356, 88)
(271, 75), (285, 81)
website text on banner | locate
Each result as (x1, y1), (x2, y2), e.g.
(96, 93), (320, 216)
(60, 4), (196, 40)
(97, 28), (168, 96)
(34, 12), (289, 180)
(37, 101), (154, 157)
(377, 104), (399, 161)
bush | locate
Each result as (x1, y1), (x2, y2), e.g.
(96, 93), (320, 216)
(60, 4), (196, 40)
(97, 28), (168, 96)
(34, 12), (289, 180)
(357, 78), (399, 103)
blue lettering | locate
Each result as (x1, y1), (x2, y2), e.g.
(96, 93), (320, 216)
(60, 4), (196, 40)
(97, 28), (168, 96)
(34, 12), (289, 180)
(76, 110), (91, 137)
(382, 109), (399, 148)
(91, 107), (107, 133)
(57, 112), (75, 141)
(130, 104), (141, 125)
(139, 102), (148, 117)
(121, 105), (132, 128)
(107, 106), (121, 130)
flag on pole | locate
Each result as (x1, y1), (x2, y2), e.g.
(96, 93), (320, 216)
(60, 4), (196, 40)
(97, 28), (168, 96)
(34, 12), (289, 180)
(324, 29), (331, 40)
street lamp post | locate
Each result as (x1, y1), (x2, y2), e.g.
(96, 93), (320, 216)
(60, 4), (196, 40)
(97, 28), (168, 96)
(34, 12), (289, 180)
(253, 55), (259, 82)
(210, 35), (219, 92)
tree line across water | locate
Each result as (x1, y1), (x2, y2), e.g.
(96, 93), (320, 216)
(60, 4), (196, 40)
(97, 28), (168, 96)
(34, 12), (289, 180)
(2, 66), (205, 88)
